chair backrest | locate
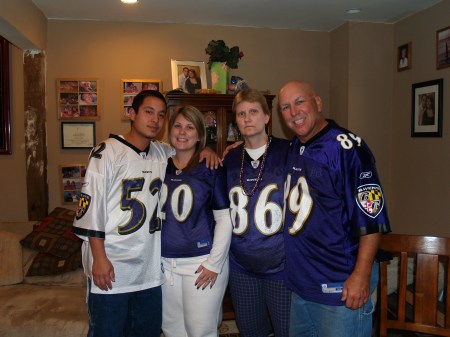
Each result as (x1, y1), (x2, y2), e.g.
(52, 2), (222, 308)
(379, 233), (450, 337)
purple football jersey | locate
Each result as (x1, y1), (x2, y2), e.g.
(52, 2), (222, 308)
(283, 120), (391, 305)
(224, 137), (290, 279)
(161, 160), (228, 258)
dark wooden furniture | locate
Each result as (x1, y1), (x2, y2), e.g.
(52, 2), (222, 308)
(379, 234), (450, 337)
(166, 93), (275, 157)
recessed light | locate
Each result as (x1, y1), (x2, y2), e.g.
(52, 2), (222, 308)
(346, 8), (361, 14)
(121, 0), (138, 4)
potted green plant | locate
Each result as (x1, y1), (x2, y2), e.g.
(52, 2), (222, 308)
(205, 40), (244, 69)
(205, 40), (244, 93)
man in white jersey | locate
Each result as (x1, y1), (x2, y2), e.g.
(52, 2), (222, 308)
(73, 90), (172, 337)
(73, 90), (218, 337)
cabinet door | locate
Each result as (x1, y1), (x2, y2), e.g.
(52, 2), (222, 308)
(216, 106), (244, 156)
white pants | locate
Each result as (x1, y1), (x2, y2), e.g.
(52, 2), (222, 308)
(161, 255), (229, 337)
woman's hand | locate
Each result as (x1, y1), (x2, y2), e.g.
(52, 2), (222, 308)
(195, 264), (218, 290)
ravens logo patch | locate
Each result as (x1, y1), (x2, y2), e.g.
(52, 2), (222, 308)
(76, 192), (91, 220)
(356, 184), (384, 218)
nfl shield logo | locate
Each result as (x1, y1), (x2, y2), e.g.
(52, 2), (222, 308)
(356, 184), (384, 218)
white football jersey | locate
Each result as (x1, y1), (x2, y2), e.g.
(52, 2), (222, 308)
(73, 135), (175, 294)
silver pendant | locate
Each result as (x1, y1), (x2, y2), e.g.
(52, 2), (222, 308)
(300, 146), (305, 155)
(251, 160), (260, 169)
(176, 169), (182, 175)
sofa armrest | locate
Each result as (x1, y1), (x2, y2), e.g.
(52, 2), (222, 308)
(0, 221), (38, 239)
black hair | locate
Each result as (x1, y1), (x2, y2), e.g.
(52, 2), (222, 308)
(131, 90), (167, 113)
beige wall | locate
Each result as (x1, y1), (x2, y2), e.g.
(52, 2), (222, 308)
(348, 22), (394, 192)
(0, 0), (46, 49)
(330, 24), (350, 127)
(390, 0), (450, 236)
(330, 22), (393, 205)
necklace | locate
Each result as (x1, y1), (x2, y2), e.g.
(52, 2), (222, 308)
(172, 157), (185, 175)
(239, 137), (271, 197)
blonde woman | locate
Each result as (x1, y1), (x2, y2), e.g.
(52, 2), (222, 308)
(161, 106), (232, 337)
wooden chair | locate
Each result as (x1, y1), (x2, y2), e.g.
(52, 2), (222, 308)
(378, 233), (450, 336)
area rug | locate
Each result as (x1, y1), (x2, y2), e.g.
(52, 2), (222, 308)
(219, 320), (240, 336)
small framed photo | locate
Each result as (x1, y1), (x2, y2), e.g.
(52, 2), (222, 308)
(121, 79), (162, 120)
(57, 78), (99, 120)
(411, 79), (443, 137)
(61, 121), (96, 149)
(59, 164), (87, 204)
(0, 36), (11, 155)
(171, 60), (207, 93)
(397, 42), (412, 71)
(436, 26), (450, 70)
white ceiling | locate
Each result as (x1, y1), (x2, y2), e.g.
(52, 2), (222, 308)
(32, 0), (442, 32)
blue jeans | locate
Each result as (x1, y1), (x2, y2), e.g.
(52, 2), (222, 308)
(87, 279), (162, 337)
(290, 263), (378, 337)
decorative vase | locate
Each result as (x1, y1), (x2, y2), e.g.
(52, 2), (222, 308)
(210, 62), (229, 94)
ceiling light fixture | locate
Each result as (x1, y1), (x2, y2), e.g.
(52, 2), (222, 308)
(346, 8), (361, 14)
(121, 0), (138, 4)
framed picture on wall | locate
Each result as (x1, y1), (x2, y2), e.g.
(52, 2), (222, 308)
(121, 79), (162, 120)
(57, 78), (99, 120)
(59, 163), (87, 204)
(397, 42), (412, 71)
(411, 79), (443, 137)
(170, 60), (207, 93)
(61, 121), (96, 149)
(0, 36), (11, 155)
(436, 26), (450, 69)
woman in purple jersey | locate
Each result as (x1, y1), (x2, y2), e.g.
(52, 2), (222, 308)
(223, 89), (291, 337)
(160, 106), (232, 337)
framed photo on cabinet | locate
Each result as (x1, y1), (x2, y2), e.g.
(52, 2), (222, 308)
(57, 78), (99, 120)
(411, 79), (443, 137)
(170, 60), (207, 93)
(121, 79), (162, 120)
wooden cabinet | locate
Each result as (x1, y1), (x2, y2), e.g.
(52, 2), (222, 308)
(166, 93), (275, 157)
